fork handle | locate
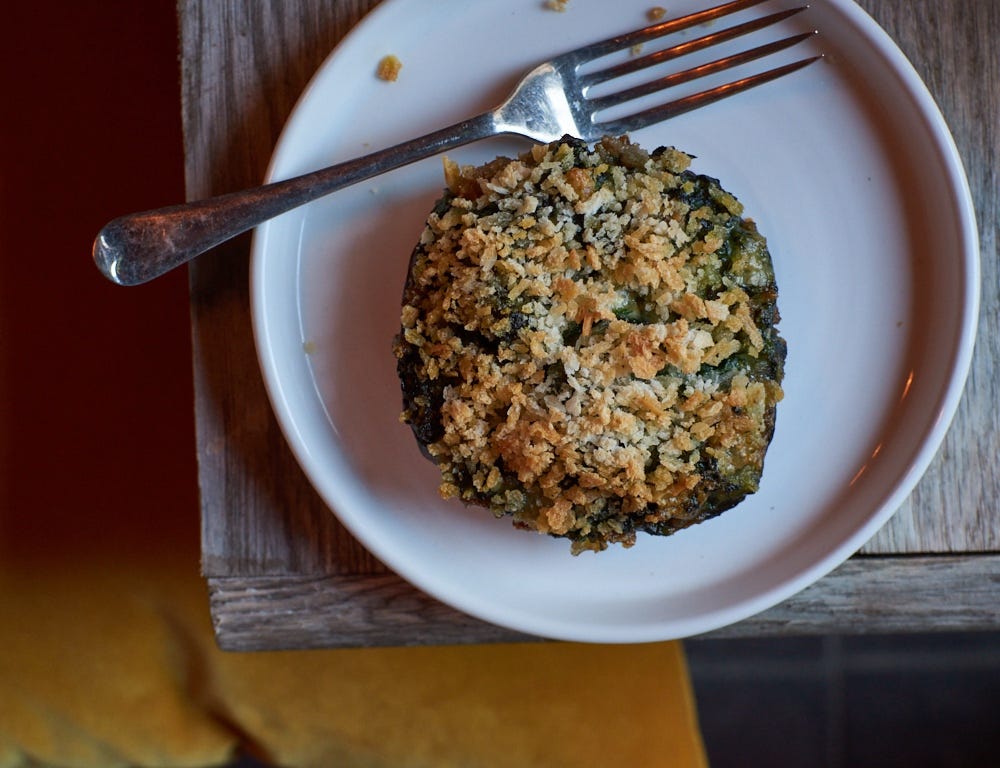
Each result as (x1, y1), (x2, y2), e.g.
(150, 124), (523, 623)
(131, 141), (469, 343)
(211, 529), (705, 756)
(93, 113), (497, 285)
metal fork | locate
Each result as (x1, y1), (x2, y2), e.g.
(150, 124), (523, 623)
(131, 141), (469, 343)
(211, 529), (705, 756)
(94, 0), (818, 285)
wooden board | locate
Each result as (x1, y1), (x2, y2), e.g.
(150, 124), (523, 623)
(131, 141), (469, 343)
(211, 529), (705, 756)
(208, 554), (1000, 651)
(180, 0), (1000, 648)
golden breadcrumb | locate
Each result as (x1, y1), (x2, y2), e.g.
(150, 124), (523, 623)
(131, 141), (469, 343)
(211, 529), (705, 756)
(395, 136), (785, 553)
(376, 55), (402, 82)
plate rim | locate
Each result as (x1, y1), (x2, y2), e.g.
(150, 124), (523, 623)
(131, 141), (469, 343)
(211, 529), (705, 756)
(249, 0), (981, 642)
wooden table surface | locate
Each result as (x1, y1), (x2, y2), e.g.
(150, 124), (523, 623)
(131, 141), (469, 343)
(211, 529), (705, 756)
(180, 0), (1000, 651)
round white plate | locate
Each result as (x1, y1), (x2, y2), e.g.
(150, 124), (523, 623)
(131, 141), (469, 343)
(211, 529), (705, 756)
(251, 0), (979, 642)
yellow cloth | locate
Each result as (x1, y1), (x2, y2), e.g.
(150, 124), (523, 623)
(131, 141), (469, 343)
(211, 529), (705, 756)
(0, 560), (706, 768)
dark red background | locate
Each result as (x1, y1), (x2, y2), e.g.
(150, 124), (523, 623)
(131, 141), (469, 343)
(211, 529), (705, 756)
(0, 2), (197, 564)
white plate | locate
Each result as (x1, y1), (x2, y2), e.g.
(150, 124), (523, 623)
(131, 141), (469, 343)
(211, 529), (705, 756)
(251, 0), (979, 642)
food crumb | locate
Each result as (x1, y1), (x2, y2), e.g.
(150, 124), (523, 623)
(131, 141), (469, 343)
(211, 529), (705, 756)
(302, 340), (317, 355)
(376, 55), (402, 82)
(631, 43), (644, 56)
(648, 6), (667, 21)
(544, 0), (569, 11)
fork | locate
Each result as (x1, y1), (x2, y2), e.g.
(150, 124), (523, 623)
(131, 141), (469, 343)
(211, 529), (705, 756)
(94, 0), (818, 285)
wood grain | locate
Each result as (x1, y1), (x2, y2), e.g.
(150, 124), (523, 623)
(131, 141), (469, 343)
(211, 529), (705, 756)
(180, 0), (1000, 647)
(182, 0), (387, 579)
(209, 554), (1000, 650)
(855, 0), (1000, 555)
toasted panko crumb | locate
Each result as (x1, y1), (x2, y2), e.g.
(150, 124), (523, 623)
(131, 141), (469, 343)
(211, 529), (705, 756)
(395, 136), (784, 553)
(376, 55), (402, 82)
(545, 0), (569, 11)
(648, 6), (667, 21)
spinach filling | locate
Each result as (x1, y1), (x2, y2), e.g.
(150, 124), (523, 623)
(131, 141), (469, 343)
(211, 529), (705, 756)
(394, 136), (785, 553)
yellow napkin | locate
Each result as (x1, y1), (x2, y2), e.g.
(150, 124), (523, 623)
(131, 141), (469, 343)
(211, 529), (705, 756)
(0, 559), (706, 768)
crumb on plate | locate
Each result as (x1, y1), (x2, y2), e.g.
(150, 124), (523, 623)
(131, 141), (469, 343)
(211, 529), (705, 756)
(376, 55), (402, 82)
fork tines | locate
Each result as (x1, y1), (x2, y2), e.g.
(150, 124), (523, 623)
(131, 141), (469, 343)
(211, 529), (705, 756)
(581, 6), (811, 89)
(572, 0), (820, 132)
(576, 0), (775, 61)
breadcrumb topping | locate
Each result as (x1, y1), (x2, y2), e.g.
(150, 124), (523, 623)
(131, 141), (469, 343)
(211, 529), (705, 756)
(395, 136), (784, 553)
(376, 55), (402, 82)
